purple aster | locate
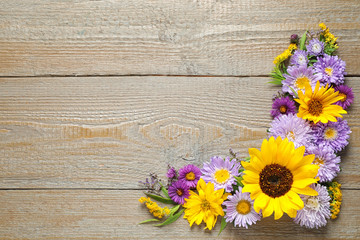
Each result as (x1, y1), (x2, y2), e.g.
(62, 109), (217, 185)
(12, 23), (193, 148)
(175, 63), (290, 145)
(294, 184), (331, 229)
(166, 166), (177, 179)
(168, 180), (190, 205)
(222, 189), (261, 229)
(268, 113), (313, 148)
(312, 118), (351, 152)
(201, 156), (241, 192)
(334, 85), (354, 110)
(306, 39), (325, 56)
(314, 54), (346, 86)
(282, 65), (321, 96)
(306, 145), (340, 182)
(178, 164), (201, 189)
(290, 50), (308, 66)
(271, 96), (297, 118)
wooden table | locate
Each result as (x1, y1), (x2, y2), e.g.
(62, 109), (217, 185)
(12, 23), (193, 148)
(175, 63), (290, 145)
(1, 1), (359, 239)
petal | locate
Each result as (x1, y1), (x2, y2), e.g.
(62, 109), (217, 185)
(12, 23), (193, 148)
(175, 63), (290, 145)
(279, 195), (296, 218)
(292, 164), (319, 179)
(273, 198), (284, 220)
(261, 138), (274, 165)
(262, 198), (274, 218)
(292, 178), (318, 189)
(242, 183), (260, 193)
(253, 193), (270, 213)
(292, 186), (319, 196)
(287, 190), (304, 209)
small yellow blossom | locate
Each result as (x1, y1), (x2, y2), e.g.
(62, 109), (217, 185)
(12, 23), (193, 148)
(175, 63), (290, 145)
(319, 23), (339, 50)
(328, 182), (342, 219)
(273, 43), (297, 65)
(139, 197), (171, 219)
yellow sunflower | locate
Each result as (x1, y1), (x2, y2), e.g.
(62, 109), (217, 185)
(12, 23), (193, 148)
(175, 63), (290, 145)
(295, 81), (346, 124)
(183, 178), (228, 230)
(242, 136), (319, 220)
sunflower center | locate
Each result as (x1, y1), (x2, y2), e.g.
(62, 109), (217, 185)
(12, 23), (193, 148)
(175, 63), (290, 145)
(236, 200), (251, 215)
(338, 93), (347, 102)
(313, 157), (324, 166)
(308, 99), (323, 116)
(214, 169), (231, 184)
(201, 200), (211, 211)
(324, 127), (338, 140)
(279, 105), (287, 113)
(259, 164), (293, 198)
(176, 189), (183, 196)
(306, 196), (320, 210)
(295, 76), (310, 89)
(325, 67), (333, 76)
(286, 131), (296, 141)
(185, 172), (195, 181)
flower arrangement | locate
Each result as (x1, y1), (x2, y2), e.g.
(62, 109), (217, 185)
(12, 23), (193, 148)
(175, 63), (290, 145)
(138, 23), (352, 231)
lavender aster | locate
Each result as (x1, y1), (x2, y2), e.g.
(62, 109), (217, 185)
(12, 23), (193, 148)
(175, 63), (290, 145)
(312, 118), (351, 152)
(166, 166), (177, 179)
(168, 180), (190, 205)
(290, 50), (308, 66)
(268, 113), (313, 148)
(201, 156), (240, 192)
(178, 164), (201, 189)
(294, 184), (331, 229)
(282, 65), (321, 96)
(334, 85), (354, 110)
(271, 96), (297, 118)
(306, 39), (325, 56)
(223, 189), (261, 228)
(314, 54), (346, 85)
(306, 145), (340, 182)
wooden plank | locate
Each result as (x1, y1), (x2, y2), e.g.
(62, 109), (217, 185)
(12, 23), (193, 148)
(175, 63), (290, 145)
(0, 76), (359, 189)
(0, 189), (358, 239)
(0, 0), (359, 76)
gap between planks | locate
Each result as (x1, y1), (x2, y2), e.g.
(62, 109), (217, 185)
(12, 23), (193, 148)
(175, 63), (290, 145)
(1, 187), (359, 191)
(1, 74), (360, 78)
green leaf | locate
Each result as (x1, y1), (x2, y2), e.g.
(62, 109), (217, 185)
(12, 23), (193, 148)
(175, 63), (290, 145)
(155, 209), (185, 227)
(159, 182), (170, 199)
(139, 218), (160, 224)
(234, 176), (244, 187)
(218, 217), (228, 236)
(299, 31), (307, 50)
(289, 87), (298, 98)
(268, 80), (283, 86)
(244, 157), (251, 162)
(145, 192), (175, 205)
(169, 204), (181, 216)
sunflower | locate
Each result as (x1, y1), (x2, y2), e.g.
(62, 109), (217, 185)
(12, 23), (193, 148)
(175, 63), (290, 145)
(183, 178), (228, 230)
(241, 136), (319, 220)
(295, 81), (346, 124)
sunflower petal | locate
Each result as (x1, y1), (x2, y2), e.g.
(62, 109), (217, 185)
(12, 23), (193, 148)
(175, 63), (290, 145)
(287, 190), (304, 209)
(292, 178), (318, 189)
(253, 193), (270, 214)
(274, 198), (284, 220)
(262, 198), (274, 218)
(292, 186), (319, 196)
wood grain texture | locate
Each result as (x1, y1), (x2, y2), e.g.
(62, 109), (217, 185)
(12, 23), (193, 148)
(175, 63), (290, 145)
(0, 189), (359, 239)
(0, 0), (360, 76)
(0, 76), (359, 189)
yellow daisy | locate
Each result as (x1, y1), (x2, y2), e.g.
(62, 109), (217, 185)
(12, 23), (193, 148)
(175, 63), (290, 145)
(295, 81), (346, 124)
(183, 178), (228, 230)
(242, 136), (319, 220)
